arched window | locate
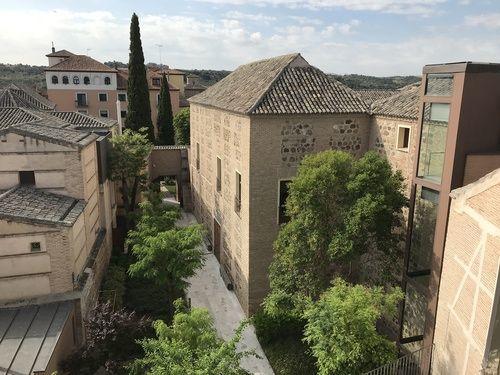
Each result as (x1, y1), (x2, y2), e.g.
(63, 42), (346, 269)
(51, 75), (58, 84)
(83, 76), (90, 85)
(104, 76), (111, 85)
(62, 76), (69, 84)
(73, 76), (80, 84)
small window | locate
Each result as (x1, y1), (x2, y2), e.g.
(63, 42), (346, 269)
(216, 157), (222, 192)
(19, 171), (35, 185)
(73, 76), (80, 84)
(51, 75), (58, 84)
(30, 242), (41, 252)
(152, 77), (161, 86)
(83, 76), (90, 85)
(76, 93), (87, 106)
(397, 125), (411, 151)
(62, 76), (69, 84)
(99, 109), (109, 118)
(118, 93), (127, 102)
(196, 142), (200, 170)
(278, 180), (292, 224)
(235, 171), (242, 212)
(104, 76), (111, 85)
(99, 93), (108, 102)
(120, 110), (127, 118)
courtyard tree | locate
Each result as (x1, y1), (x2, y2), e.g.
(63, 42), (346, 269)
(264, 150), (407, 317)
(125, 13), (154, 141)
(108, 129), (152, 230)
(130, 301), (253, 374)
(157, 73), (175, 145)
(303, 279), (403, 375)
(128, 219), (204, 320)
(173, 108), (190, 145)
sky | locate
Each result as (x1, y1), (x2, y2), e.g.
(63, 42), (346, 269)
(1, 0), (499, 76)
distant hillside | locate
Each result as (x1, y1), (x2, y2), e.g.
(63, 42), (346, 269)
(330, 74), (421, 90)
(0, 64), (46, 89)
(0, 62), (420, 92)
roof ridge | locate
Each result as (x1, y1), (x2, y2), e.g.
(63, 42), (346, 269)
(0, 185), (19, 200)
(247, 53), (302, 115)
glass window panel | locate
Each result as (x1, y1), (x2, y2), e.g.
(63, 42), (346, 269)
(402, 276), (429, 339)
(408, 186), (439, 273)
(425, 74), (453, 96)
(417, 102), (450, 183)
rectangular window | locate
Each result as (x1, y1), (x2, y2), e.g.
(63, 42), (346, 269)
(425, 73), (453, 97)
(152, 78), (161, 86)
(397, 125), (411, 151)
(76, 93), (87, 107)
(408, 186), (439, 273)
(120, 110), (127, 118)
(278, 180), (292, 224)
(216, 157), (222, 192)
(98, 93), (108, 102)
(417, 102), (450, 183)
(157, 93), (161, 105)
(235, 171), (241, 213)
(99, 109), (109, 118)
(30, 242), (41, 252)
(19, 171), (35, 185)
(401, 276), (429, 340)
(196, 143), (200, 170)
(118, 93), (127, 102)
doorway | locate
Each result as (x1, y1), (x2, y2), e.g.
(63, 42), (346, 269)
(213, 218), (221, 262)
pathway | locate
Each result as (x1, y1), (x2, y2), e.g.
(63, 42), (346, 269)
(179, 212), (274, 375)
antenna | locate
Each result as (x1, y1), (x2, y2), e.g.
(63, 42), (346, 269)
(155, 44), (163, 69)
(51, 41), (55, 53)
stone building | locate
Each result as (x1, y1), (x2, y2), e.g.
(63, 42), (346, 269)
(0, 84), (117, 373)
(189, 53), (370, 314)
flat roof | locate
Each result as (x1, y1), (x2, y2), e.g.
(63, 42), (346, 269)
(423, 61), (500, 74)
(0, 301), (73, 374)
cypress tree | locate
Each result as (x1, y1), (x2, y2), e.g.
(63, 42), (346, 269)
(157, 73), (174, 145)
(125, 13), (154, 142)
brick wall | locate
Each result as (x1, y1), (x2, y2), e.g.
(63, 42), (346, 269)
(433, 168), (500, 374)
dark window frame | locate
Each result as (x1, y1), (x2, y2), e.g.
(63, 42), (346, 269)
(19, 170), (35, 185)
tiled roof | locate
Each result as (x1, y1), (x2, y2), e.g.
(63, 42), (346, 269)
(0, 301), (73, 374)
(51, 111), (116, 129)
(3, 121), (98, 147)
(46, 49), (75, 58)
(0, 186), (85, 227)
(45, 55), (117, 72)
(0, 108), (40, 129)
(189, 53), (367, 115)
(355, 89), (398, 105)
(254, 66), (368, 114)
(371, 84), (421, 120)
(0, 84), (55, 110)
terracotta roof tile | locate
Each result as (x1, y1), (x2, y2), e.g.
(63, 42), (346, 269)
(45, 55), (116, 72)
(370, 84), (421, 120)
(355, 89), (398, 105)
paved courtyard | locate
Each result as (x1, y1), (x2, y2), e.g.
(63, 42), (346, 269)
(180, 212), (274, 375)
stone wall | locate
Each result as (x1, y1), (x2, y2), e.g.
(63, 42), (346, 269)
(369, 115), (418, 195)
(190, 104), (252, 313)
(433, 168), (500, 374)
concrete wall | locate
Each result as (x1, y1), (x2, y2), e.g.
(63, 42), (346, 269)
(433, 168), (500, 374)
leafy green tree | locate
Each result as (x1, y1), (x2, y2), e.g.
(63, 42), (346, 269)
(173, 108), (190, 145)
(125, 13), (154, 141)
(127, 207), (204, 319)
(108, 129), (152, 230)
(264, 150), (406, 317)
(130, 301), (252, 375)
(303, 279), (403, 375)
(157, 73), (174, 145)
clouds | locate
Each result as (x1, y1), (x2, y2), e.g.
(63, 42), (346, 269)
(0, 4), (499, 76)
(197, 0), (446, 15)
(465, 13), (500, 29)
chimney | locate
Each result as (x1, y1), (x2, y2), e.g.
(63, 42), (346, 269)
(51, 41), (55, 53)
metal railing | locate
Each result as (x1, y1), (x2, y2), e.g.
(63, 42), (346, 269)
(363, 345), (433, 375)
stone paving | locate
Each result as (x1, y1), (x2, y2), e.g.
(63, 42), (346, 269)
(180, 212), (274, 375)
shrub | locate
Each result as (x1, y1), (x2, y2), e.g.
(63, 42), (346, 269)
(101, 263), (127, 309)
